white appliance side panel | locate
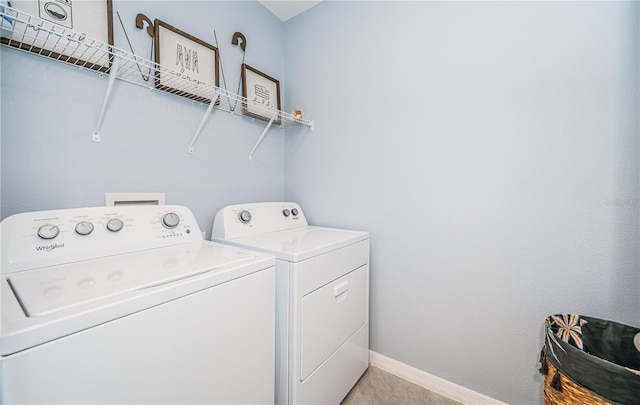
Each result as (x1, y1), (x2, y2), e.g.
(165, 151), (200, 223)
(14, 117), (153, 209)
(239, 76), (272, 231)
(296, 240), (369, 297)
(276, 259), (291, 405)
(294, 324), (369, 405)
(300, 265), (368, 380)
(2, 267), (276, 405)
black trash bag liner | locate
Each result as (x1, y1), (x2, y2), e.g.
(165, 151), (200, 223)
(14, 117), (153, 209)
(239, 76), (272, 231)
(541, 314), (640, 405)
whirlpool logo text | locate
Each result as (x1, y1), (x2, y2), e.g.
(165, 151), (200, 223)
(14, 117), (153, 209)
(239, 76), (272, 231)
(35, 243), (65, 252)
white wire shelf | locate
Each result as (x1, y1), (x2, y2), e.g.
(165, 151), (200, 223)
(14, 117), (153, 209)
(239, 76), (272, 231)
(0, 5), (313, 158)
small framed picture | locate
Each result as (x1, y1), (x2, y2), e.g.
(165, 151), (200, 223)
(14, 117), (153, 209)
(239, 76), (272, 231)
(2, 0), (114, 71)
(242, 64), (281, 124)
(154, 19), (219, 103)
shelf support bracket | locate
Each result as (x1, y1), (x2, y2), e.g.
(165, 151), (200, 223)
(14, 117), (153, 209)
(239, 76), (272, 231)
(92, 55), (121, 142)
(188, 93), (218, 154)
(248, 112), (278, 162)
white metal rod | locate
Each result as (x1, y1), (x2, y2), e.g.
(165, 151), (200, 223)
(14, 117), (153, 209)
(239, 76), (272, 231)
(188, 94), (218, 153)
(92, 55), (121, 142)
(248, 112), (277, 162)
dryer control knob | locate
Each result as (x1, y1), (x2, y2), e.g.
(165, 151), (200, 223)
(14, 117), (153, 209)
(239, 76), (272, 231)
(75, 221), (94, 235)
(38, 224), (60, 239)
(238, 210), (252, 223)
(162, 213), (180, 228)
(291, 208), (299, 216)
(106, 218), (124, 232)
(282, 209), (290, 217)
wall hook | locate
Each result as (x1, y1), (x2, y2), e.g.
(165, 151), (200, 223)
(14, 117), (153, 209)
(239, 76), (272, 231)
(135, 13), (155, 37)
(231, 32), (246, 52)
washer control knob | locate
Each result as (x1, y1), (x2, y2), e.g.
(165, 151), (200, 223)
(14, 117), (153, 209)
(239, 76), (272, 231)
(238, 210), (252, 223)
(106, 218), (124, 232)
(37, 224), (60, 240)
(282, 209), (290, 217)
(291, 208), (299, 216)
(75, 221), (94, 235)
(162, 212), (180, 228)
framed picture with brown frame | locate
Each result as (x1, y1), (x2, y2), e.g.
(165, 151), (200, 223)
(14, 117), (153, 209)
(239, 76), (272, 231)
(242, 64), (281, 125)
(2, 0), (114, 72)
(154, 19), (219, 103)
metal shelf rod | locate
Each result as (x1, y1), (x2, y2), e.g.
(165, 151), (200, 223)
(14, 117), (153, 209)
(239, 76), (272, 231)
(92, 55), (120, 142)
(188, 93), (219, 154)
(248, 112), (278, 162)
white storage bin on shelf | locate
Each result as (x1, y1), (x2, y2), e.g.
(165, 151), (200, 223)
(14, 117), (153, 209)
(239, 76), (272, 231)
(0, 6), (313, 159)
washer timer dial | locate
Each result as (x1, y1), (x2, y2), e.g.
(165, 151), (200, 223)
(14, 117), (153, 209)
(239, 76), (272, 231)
(75, 221), (94, 235)
(106, 218), (124, 232)
(37, 224), (60, 240)
(162, 212), (180, 229)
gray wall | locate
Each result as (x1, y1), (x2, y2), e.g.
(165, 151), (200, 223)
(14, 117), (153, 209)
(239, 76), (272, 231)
(283, 1), (640, 404)
(1, 1), (287, 235)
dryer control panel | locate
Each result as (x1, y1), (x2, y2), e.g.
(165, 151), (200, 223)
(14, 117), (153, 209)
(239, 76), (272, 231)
(211, 202), (309, 240)
(1, 205), (203, 274)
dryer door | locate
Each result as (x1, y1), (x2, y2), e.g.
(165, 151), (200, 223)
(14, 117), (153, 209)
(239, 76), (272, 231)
(300, 264), (368, 380)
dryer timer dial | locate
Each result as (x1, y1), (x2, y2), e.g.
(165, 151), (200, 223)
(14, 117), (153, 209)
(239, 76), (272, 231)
(238, 210), (252, 224)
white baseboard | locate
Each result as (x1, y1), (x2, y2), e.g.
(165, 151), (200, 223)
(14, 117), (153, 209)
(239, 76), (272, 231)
(369, 351), (508, 405)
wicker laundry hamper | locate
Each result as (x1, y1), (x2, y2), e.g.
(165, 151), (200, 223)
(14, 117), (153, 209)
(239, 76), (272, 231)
(539, 314), (640, 405)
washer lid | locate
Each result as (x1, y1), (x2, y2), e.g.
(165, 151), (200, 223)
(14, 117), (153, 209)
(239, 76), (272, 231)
(2, 241), (275, 356)
(7, 241), (260, 318)
(216, 226), (369, 262)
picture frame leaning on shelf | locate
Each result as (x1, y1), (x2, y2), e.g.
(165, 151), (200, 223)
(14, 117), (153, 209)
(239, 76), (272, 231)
(154, 18), (219, 104)
(2, 0), (114, 72)
(242, 63), (281, 125)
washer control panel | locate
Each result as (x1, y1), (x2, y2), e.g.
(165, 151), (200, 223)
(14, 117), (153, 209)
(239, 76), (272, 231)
(211, 202), (308, 240)
(1, 205), (203, 274)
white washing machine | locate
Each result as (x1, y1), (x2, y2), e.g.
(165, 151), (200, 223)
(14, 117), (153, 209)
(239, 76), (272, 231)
(212, 202), (370, 405)
(1, 205), (276, 404)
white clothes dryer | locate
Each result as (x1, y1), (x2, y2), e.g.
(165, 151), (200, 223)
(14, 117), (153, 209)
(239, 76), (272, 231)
(212, 202), (370, 405)
(1, 205), (276, 404)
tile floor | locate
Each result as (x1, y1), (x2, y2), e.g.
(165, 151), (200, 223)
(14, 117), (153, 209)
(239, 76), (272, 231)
(341, 366), (463, 405)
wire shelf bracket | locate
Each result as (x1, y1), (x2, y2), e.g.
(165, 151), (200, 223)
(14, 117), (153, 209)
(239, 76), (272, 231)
(248, 112), (277, 162)
(0, 6), (314, 156)
(92, 55), (120, 142)
(188, 93), (219, 154)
